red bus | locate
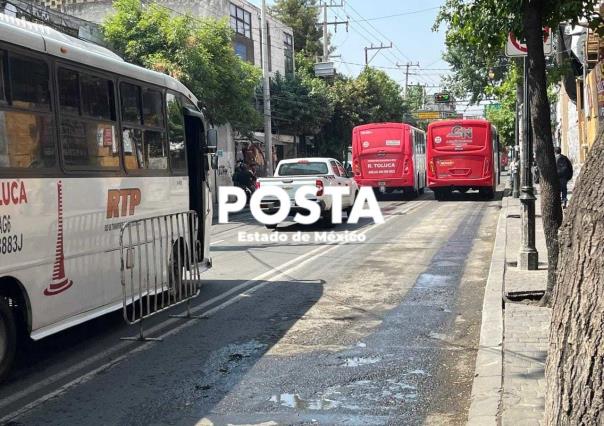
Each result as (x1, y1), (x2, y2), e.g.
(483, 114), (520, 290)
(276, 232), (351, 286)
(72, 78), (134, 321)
(351, 123), (426, 197)
(426, 119), (499, 200)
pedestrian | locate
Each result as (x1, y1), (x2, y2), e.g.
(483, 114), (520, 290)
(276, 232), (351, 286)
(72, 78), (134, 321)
(532, 160), (540, 184)
(554, 147), (573, 208)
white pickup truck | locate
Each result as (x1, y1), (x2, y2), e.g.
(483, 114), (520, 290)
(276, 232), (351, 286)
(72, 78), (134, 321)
(256, 157), (359, 229)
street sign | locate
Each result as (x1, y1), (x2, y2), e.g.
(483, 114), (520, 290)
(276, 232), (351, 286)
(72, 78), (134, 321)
(416, 111), (441, 120)
(314, 62), (336, 77)
(484, 103), (501, 115)
(505, 28), (552, 57)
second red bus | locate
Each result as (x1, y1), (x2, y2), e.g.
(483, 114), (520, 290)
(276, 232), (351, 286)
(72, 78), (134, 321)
(351, 123), (426, 197)
(426, 119), (499, 200)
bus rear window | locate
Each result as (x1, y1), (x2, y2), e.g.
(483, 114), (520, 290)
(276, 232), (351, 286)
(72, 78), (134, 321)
(278, 162), (328, 176)
(357, 127), (404, 151)
(431, 124), (487, 150)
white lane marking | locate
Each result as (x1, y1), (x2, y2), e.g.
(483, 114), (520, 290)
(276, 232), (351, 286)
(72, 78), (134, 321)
(0, 200), (427, 422)
(209, 240), (225, 245)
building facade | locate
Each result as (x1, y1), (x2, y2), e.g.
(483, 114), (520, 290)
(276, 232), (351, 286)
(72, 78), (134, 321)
(47, 0), (295, 78)
(556, 5), (604, 169)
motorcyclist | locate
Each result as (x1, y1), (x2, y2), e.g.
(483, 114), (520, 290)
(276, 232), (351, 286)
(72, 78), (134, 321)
(233, 161), (254, 201)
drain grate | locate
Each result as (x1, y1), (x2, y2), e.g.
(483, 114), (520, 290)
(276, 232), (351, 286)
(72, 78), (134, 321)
(505, 290), (545, 302)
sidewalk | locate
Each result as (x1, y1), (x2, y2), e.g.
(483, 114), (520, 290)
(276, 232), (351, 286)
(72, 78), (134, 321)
(467, 186), (555, 425)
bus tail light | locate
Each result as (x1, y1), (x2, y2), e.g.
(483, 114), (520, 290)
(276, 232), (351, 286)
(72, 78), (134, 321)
(428, 159), (436, 177)
(353, 160), (361, 175)
(316, 179), (324, 196)
(403, 159), (410, 174)
(484, 159), (490, 176)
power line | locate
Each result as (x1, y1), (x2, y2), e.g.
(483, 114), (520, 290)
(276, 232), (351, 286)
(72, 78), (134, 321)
(348, 6), (440, 23)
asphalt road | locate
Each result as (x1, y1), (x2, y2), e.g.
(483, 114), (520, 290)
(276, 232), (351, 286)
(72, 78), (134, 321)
(0, 190), (501, 426)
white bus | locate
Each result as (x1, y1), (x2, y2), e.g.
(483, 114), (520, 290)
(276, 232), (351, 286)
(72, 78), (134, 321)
(0, 14), (216, 380)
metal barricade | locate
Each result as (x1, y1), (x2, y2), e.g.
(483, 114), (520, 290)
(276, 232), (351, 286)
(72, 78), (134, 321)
(120, 210), (203, 341)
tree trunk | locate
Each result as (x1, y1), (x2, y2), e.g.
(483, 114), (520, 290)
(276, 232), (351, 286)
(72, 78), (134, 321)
(545, 127), (604, 424)
(522, 0), (563, 305)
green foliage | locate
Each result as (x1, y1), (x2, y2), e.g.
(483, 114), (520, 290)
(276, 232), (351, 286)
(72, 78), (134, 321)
(269, 72), (332, 136)
(102, 0), (261, 131)
(270, 0), (323, 58)
(485, 63), (518, 147)
(435, 0), (603, 104)
(315, 68), (411, 159)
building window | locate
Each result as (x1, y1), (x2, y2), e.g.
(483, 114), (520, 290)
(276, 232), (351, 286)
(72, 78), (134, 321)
(230, 3), (254, 63)
(234, 41), (249, 61)
(284, 32), (294, 75)
(230, 3), (251, 39)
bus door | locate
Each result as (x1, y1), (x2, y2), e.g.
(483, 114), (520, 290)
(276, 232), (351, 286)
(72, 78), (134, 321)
(183, 109), (206, 258)
(430, 124), (489, 180)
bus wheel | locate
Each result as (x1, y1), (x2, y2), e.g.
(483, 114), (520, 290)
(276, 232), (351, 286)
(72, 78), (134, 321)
(479, 188), (495, 200)
(417, 175), (425, 195)
(321, 210), (335, 228)
(0, 298), (17, 383)
(168, 241), (188, 297)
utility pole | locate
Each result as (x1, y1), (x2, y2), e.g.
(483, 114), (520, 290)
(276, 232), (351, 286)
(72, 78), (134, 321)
(364, 42), (392, 66)
(316, 1), (347, 62)
(397, 62), (420, 98)
(518, 56), (538, 270)
(261, 0), (273, 176)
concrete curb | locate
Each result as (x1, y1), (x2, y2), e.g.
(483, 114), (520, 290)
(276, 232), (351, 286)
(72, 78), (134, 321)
(466, 197), (508, 425)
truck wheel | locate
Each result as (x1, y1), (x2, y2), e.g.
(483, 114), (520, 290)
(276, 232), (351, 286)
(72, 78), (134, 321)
(321, 211), (335, 228)
(0, 298), (17, 383)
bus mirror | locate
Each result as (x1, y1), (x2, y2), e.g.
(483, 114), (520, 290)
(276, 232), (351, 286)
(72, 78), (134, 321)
(206, 129), (218, 152)
(211, 155), (219, 170)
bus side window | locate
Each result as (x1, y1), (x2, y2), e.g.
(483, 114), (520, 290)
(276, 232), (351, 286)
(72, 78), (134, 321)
(121, 82), (167, 172)
(166, 92), (186, 174)
(58, 68), (119, 170)
(0, 51), (56, 170)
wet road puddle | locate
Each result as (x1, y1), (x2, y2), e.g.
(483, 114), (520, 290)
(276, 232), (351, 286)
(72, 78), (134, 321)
(415, 273), (453, 288)
(269, 393), (340, 410)
(340, 356), (381, 367)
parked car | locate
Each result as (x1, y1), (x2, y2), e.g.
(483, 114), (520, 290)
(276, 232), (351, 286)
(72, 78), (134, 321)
(256, 158), (359, 229)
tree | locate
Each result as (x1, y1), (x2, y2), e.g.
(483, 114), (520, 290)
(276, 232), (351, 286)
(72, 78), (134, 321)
(545, 127), (604, 424)
(315, 67), (410, 159)
(485, 63), (519, 147)
(269, 72), (333, 136)
(270, 0), (323, 58)
(102, 0), (261, 132)
(435, 0), (602, 305)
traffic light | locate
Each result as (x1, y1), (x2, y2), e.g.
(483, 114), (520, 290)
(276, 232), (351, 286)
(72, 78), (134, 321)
(434, 92), (451, 103)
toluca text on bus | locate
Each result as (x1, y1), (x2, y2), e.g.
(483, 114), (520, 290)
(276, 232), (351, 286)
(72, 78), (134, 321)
(351, 123), (427, 197)
(426, 119), (500, 200)
(0, 14), (217, 381)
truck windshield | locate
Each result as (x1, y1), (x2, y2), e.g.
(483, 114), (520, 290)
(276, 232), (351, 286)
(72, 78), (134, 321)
(278, 162), (329, 176)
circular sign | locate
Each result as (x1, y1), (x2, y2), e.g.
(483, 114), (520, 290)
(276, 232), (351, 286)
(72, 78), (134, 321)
(362, 141), (370, 148)
(509, 27), (550, 53)
(434, 136), (442, 144)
